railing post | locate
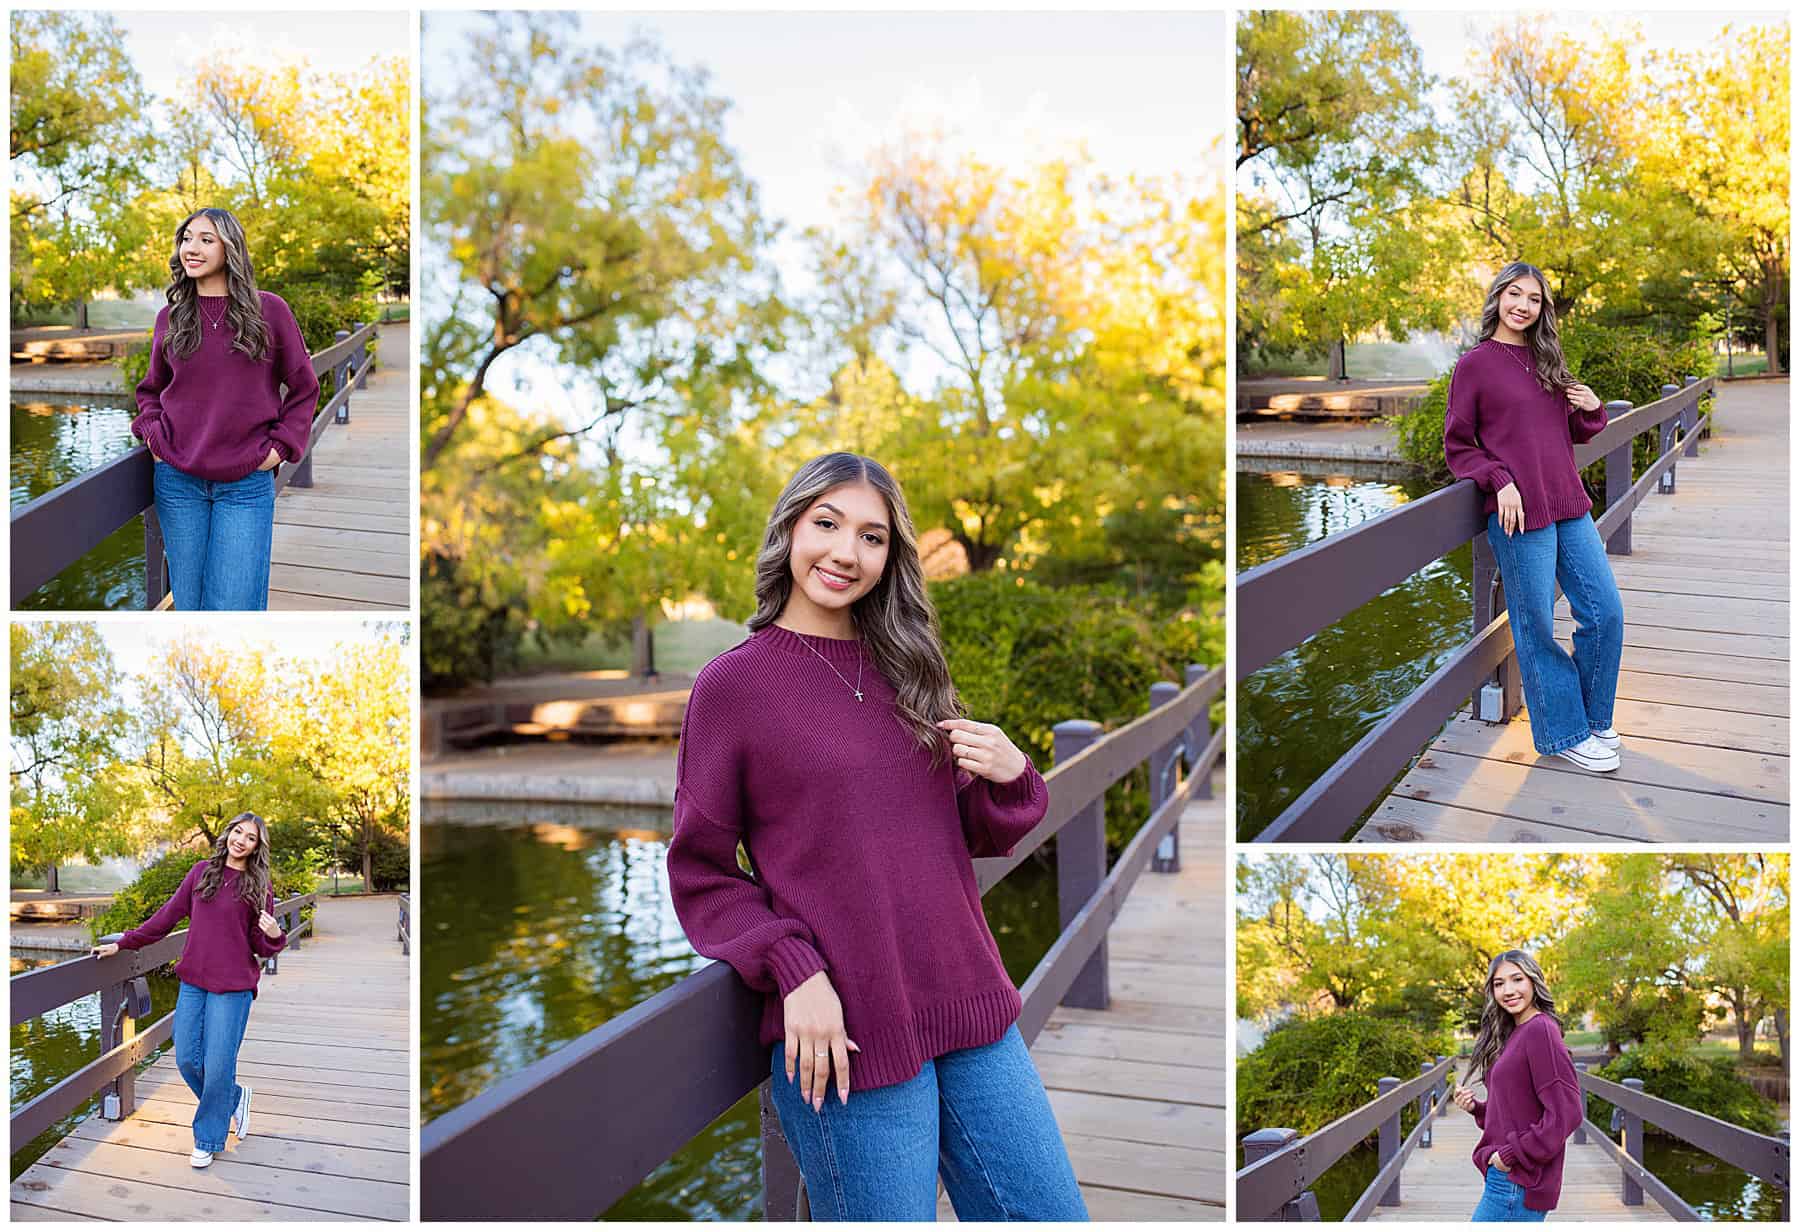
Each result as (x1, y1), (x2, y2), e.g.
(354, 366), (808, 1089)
(335, 327), (353, 424)
(1683, 375), (1705, 447)
(96, 933), (138, 1119)
(1780, 1130), (1790, 1222)
(1603, 400), (1635, 555)
(1419, 1061), (1435, 1148)
(1241, 1128), (1320, 1220)
(759, 1083), (805, 1221)
(1053, 719), (1108, 1011)
(1377, 1076), (1402, 1206)
(1658, 384), (1679, 493)
(1148, 681), (1181, 874)
(1621, 1077), (1645, 1206)
(142, 501), (170, 610)
(1469, 535), (1521, 721)
(1574, 1064), (1587, 1143)
(1185, 663), (1212, 800)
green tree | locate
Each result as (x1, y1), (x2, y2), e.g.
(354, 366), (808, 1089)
(1669, 853), (1789, 1066)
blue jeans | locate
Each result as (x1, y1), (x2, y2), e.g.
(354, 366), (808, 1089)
(769, 1024), (1088, 1221)
(1486, 512), (1624, 754)
(153, 462), (275, 610)
(1471, 1164), (1548, 1221)
(172, 982), (254, 1153)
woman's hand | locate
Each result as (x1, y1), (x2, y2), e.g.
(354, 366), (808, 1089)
(1452, 1083), (1477, 1113)
(936, 718), (1028, 783)
(257, 910), (283, 938)
(257, 447), (282, 472)
(783, 970), (859, 1111)
(1495, 482), (1526, 537)
(91, 942), (120, 959)
(1490, 1150), (1510, 1172)
(1566, 383), (1601, 413)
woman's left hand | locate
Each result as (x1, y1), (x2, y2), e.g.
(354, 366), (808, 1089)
(257, 447), (282, 472)
(1566, 383), (1601, 413)
(937, 718), (1028, 783)
(1490, 1151), (1510, 1172)
(257, 910), (283, 938)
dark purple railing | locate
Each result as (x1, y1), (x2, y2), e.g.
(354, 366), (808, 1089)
(9, 320), (379, 608)
(420, 664), (1223, 1221)
(9, 892), (315, 1145)
(1239, 376), (1715, 841)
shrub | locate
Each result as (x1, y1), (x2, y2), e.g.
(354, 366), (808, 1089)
(1236, 1010), (1456, 1139)
(1585, 1051), (1781, 1138)
(91, 847), (316, 944)
(369, 827), (409, 891)
(117, 337), (154, 392)
(421, 548), (531, 689)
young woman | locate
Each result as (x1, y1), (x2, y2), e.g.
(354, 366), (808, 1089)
(666, 453), (1088, 1222)
(1444, 261), (1625, 774)
(1451, 950), (1583, 1222)
(91, 813), (287, 1168)
(131, 207), (319, 611)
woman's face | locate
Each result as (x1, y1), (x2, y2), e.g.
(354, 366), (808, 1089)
(787, 480), (891, 617)
(225, 820), (261, 862)
(1490, 960), (1534, 1017)
(1497, 275), (1543, 335)
(179, 216), (227, 284)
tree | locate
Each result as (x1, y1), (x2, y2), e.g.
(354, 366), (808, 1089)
(10, 624), (137, 888)
(1669, 854), (1789, 1065)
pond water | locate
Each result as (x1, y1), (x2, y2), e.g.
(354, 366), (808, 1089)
(10, 395), (148, 610)
(420, 799), (1063, 1221)
(9, 948), (180, 1178)
(1236, 465), (1473, 840)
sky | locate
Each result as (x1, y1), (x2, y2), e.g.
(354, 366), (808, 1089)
(116, 11), (408, 102)
(19, 616), (406, 683)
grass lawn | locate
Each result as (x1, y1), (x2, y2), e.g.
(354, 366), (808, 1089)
(315, 872), (368, 895)
(512, 618), (748, 676)
(13, 865), (130, 893)
(1716, 351), (1769, 377)
(380, 300), (411, 323)
(1692, 1037), (1782, 1065)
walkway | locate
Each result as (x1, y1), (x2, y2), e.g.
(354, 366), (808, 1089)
(268, 322), (410, 611)
(1365, 379), (1789, 843)
(11, 895), (411, 1222)
(938, 784), (1225, 1221)
(1365, 1078), (1673, 1222)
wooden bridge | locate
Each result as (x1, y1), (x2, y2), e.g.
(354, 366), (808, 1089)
(422, 667), (1224, 1221)
(1366, 378), (1787, 842)
(11, 894), (411, 1222)
(1239, 375), (1789, 843)
(269, 322), (410, 611)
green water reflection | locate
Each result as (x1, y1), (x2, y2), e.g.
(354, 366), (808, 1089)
(10, 395), (148, 610)
(421, 800), (1061, 1221)
(10, 949), (180, 1178)
(1236, 467), (1473, 840)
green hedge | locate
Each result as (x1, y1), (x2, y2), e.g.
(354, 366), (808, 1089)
(1585, 1051), (1781, 1138)
(1236, 1010), (1456, 1139)
(91, 848), (316, 943)
(1392, 323), (1716, 488)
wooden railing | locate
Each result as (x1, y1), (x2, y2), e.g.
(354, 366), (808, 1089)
(1237, 1055), (1790, 1221)
(398, 894), (411, 956)
(421, 664), (1223, 1220)
(1238, 375), (1714, 841)
(9, 320), (379, 608)
(9, 891), (315, 1146)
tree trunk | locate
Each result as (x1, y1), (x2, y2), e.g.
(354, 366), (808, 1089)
(1764, 297), (1783, 376)
(1328, 337), (1348, 381)
(361, 817), (374, 891)
(1607, 1038), (1622, 1058)
(1737, 1013), (1756, 1060)
(1774, 1007), (1789, 1071)
(959, 536), (1003, 572)
(45, 863), (60, 893)
(631, 612), (656, 678)
(74, 301), (89, 331)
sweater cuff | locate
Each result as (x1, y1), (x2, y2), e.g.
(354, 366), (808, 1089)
(132, 414), (169, 461)
(766, 935), (827, 999)
(986, 756), (1043, 807)
(1489, 466), (1515, 494)
(1497, 1143), (1519, 1169)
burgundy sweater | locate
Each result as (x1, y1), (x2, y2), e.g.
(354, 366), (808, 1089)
(666, 625), (1049, 1091)
(117, 861), (287, 996)
(132, 291), (320, 482)
(1444, 340), (1608, 531)
(1469, 1012), (1584, 1211)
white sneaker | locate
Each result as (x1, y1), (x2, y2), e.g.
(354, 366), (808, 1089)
(1553, 735), (1620, 773)
(190, 1148), (214, 1168)
(232, 1084), (252, 1139)
(1590, 727), (1620, 750)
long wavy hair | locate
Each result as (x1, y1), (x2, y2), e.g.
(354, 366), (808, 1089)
(1467, 949), (1563, 1083)
(1477, 261), (1574, 395)
(163, 208), (271, 362)
(748, 453), (962, 760)
(196, 812), (273, 911)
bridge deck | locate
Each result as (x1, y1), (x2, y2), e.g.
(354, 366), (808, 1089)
(1365, 1078), (1674, 1222)
(1364, 378), (1789, 843)
(268, 322), (410, 611)
(11, 895), (411, 1222)
(939, 784), (1225, 1221)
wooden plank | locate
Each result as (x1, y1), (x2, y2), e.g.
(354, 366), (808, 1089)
(67, 1116), (407, 1184)
(1360, 798), (1618, 844)
(9, 1164), (371, 1222)
(1034, 1052), (1219, 1105)
(1556, 617), (1788, 661)
(1046, 1089), (1222, 1147)
(1613, 669), (1788, 716)
(1033, 1021), (1223, 1070)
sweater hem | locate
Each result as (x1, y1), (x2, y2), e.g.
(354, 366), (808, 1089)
(763, 984), (1022, 1092)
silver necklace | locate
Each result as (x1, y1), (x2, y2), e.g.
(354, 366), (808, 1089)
(797, 637), (864, 702)
(1487, 337), (1536, 379)
(199, 297), (227, 331)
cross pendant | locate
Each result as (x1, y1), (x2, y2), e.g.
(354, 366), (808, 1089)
(854, 690), (864, 701)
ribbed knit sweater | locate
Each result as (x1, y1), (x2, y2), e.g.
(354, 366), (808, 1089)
(1468, 1013), (1584, 1211)
(132, 291), (320, 482)
(666, 624), (1049, 1091)
(117, 861), (287, 997)
(1444, 340), (1609, 531)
